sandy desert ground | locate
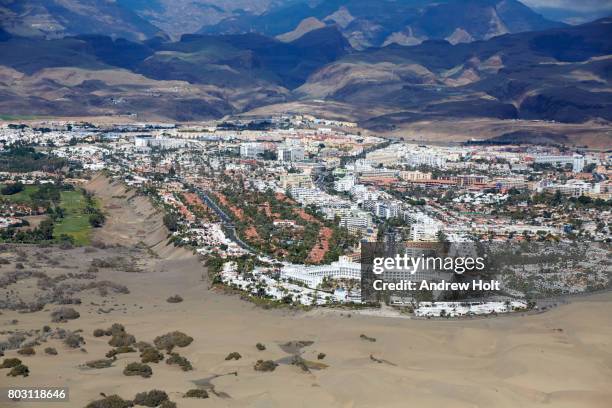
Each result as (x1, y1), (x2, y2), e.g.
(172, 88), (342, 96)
(1, 176), (611, 408)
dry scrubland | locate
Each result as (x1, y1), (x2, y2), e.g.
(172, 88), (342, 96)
(1, 175), (611, 407)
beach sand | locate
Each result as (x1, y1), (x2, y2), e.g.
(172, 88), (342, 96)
(1, 176), (611, 407)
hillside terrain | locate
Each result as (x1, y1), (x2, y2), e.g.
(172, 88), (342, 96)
(0, 3), (610, 146)
(202, 0), (564, 49)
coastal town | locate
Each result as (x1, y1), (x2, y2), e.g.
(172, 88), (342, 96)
(1, 116), (610, 317)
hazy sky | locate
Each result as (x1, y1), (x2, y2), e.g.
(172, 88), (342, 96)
(521, 0), (612, 11)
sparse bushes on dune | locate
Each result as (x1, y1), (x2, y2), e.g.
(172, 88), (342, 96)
(64, 332), (85, 348)
(140, 348), (164, 364)
(133, 390), (168, 407)
(254, 359), (278, 372)
(50, 307), (80, 322)
(86, 359), (114, 369)
(7, 364), (29, 377)
(153, 331), (193, 350)
(85, 394), (132, 408)
(134, 341), (152, 352)
(108, 332), (136, 348)
(123, 362), (152, 378)
(106, 346), (136, 358)
(183, 389), (209, 399)
(165, 352), (193, 371)
(1, 358), (22, 368)
(93, 328), (107, 337)
(17, 346), (35, 355)
(166, 295), (183, 303)
(225, 352), (241, 360)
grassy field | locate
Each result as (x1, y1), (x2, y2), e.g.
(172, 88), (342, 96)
(0, 184), (39, 203)
(53, 190), (93, 245)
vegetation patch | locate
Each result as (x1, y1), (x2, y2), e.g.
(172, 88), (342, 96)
(1, 357), (22, 368)
(153, 331), (193, 350)
(165, 352), (193, 371)
(85, 394), (132, 408)
(140, 348), (164, 364)
(17, 346), (35, 356)
(360, 334), (376, 342)
(225, 352), (241, 360)
(7, 364), (29, 377)
(166, 294), (183, 303)
(123, 362), (152, 378)
(133, 390), (169, 407)
(50, 306), (80, 322)
(183, 389), (209, 399)
(85, 359), (114, 369)
(254, 359), (278, 372)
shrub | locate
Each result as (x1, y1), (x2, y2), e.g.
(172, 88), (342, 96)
(159, 401), (176, 408)
(225, 352), (241, 361)
(1, 182), (24, 195)
(359, 334), (376, 342)
(42, 325), (51, 333)
(108, 332), (135, 347)
(45, 347), (58, 355)
(140, 348), (164, 364)
(106, 346), (136, 358)
(134, 341), (153, 352)
(256, 343), (266, 351)
(133, 390), (168, 407)
(123, 362), (152, 378)
(254, 360), (278, 372)
(183, 389), (209, 399)
(317, 353), (326, 360)
(166, 295), (183, 303)
(7, 364), (29, 377)
(165, 353), (193, 371)
(17, 346), (35, 356)
(1, 358), (22, 368)
(153, 331), (193, 350)
(109, 323), (125, 335)
(50, 307), (80, 322)
(64, 332), (85, 348)
(93, 328), (107, 337)
(85, 394), (132, 408)
(86, 359), (114, 369)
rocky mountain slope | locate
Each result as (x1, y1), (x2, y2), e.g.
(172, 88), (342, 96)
(202, 0), (564, 49)
(0, 0), (166, 41)
(0, 13), (609, 130)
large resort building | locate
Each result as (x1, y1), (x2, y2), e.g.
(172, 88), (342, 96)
(280, 256), (361, 288)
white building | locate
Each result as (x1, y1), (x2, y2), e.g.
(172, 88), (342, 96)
(240, 142), (265, 159)
(334, 175), (356, 192)
(534, 154), (585, 173)
(281, 256), (361, 288)
(277, 142), (304, 162)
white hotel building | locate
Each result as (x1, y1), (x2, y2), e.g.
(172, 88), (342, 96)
(280, 256), (361, 288)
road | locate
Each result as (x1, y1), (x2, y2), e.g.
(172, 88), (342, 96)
(195, 189), (258, 253)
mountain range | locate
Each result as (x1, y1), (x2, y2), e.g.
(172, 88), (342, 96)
(0, 0), (610, 144)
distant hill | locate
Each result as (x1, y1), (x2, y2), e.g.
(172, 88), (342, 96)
(0, 0), (166, 41)
(0, 16), (609, 129)
(299, 17), (612, 127)
(202, 0), (564, 49)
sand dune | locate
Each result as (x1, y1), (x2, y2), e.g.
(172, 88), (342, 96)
(2, 176), (611, 407)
